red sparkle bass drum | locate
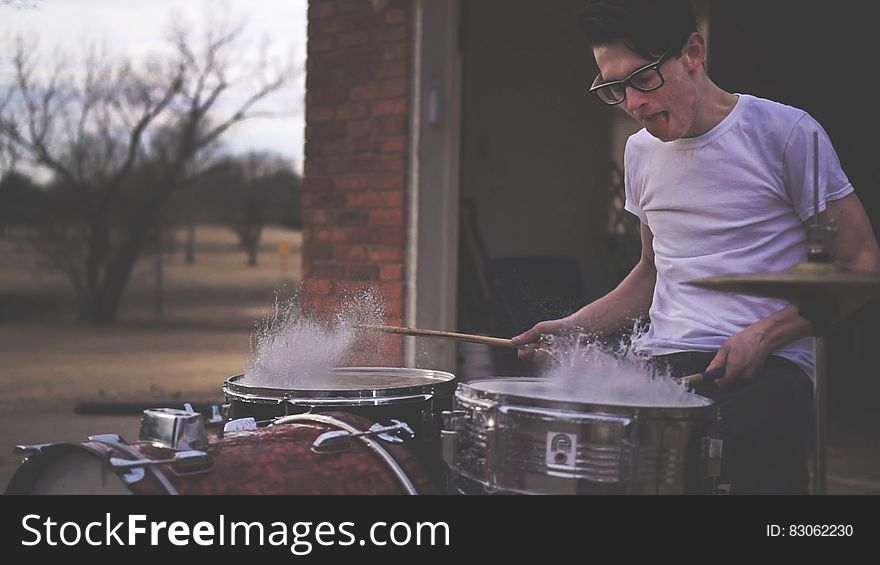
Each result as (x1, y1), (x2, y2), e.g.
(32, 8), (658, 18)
(5, 411), (435, 495)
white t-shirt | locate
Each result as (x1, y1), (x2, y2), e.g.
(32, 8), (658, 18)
(624, 94), (854, 375)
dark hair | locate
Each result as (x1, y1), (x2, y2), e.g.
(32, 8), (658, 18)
(578, 0), (697, 60)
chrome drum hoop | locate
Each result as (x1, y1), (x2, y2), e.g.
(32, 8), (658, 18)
(223, 367), (457, 409)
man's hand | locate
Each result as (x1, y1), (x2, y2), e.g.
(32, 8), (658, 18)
(706, 323), (773, 390)
(511, 317), (574, 363)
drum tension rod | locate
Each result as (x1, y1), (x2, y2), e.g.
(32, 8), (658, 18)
(15, 443), (56, 455)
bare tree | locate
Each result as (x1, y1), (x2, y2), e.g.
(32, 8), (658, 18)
(186, 152), (301, 267)
(0, 18), (295, 322)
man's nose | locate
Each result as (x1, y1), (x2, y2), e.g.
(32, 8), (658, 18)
(624, 86), (649, 114)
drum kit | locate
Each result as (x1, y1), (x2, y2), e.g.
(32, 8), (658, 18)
(6, 364), (727, 496)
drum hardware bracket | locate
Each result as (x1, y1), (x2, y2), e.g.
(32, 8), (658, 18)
(278, 396), (315, 416)
(370, 421), (414, 444)
(116, 465), (146, 485)
(440, 410), (467, 469)
(88, 433), (126, 444)
(274, 413), (419, 494)
(223, 417), (259, 433)
(140, 408), (209, 451)
(311, 420), (414, 454)
(110, 450), (214, 477)
(87, 436), (179, 494)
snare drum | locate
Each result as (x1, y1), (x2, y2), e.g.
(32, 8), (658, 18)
(442, 377), (721, 495)
(223, 367), (456, 484)
(6, 411), (435, 495)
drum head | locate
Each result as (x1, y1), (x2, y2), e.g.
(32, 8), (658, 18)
(461, 376), (713, 416)
(6, 445), (132, 495)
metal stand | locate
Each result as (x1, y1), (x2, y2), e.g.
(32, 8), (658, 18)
(812, 335), (827, 495)
(801, 307), (835, 495)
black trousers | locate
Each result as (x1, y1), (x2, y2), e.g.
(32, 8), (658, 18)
(651, 352), (815, 495)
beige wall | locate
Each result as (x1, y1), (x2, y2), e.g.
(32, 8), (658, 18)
(459, 0), (616, 305)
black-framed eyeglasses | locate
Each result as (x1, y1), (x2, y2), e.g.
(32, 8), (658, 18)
(589, 50), (675, 105)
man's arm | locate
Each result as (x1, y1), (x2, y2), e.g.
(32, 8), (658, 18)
(512, 222), (656, 355)
(708, 193), (880, 387)
(821, 193), (880, 309)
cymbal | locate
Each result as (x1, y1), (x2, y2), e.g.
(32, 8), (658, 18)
(685, 262), (880, 304)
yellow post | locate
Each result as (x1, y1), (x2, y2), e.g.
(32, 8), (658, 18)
(279, 240), (291, 271)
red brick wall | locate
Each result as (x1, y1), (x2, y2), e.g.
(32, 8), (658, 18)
(302, 0), (411, 363)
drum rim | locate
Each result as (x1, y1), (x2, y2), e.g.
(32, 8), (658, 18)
(224, 366), (457, 404)
(5, 443), (137, 495)
(458, 376), (714, 418)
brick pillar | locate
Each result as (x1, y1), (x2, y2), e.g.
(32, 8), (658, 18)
(302, 0), (411, 363)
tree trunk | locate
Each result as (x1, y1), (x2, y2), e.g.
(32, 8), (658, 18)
(185, 185), (196, 264)
(99, 224), (153, 322)
(75, 211), (156, 323)
(77, 291), (102, 323)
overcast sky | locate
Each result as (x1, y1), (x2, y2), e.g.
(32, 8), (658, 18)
(0, 0), (307, 171)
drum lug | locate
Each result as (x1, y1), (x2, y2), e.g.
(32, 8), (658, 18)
(440, 430), (458, 469)
(420, 401), (435, 441)
(703, 437), (723, 478)
(440, 410), (466, 469)
(441, 410), (466, 431)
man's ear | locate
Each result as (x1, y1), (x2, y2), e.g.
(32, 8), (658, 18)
(683, 32), (707, 71)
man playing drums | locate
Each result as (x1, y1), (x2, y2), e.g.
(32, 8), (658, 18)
(512, 0), (880, 493)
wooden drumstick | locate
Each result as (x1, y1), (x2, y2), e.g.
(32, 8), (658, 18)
(357, 324), (518, 349)
(677, 367), (726, 385)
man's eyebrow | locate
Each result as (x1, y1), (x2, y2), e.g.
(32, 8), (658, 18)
(600, 59), (653, 84)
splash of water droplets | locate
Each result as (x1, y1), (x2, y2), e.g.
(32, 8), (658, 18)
(242, 286), (387, 389)
(536, 324), (709, 407)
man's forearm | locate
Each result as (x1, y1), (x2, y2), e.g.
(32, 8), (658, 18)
(751, 305), (812, 354)
(569, 259), (656, 335)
